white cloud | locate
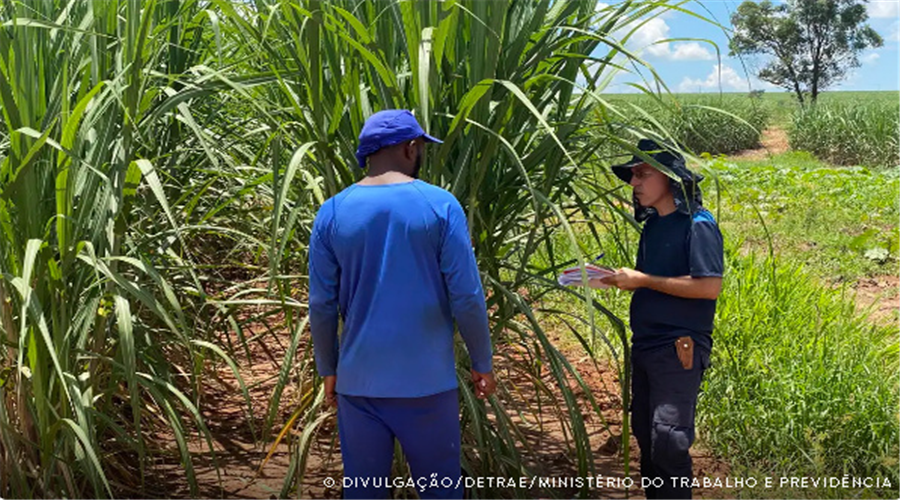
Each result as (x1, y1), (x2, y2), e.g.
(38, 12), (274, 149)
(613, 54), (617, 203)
(868, 1), (900, 19)
(620, 19), (716, 60)
(593, 3), (669, 57)
(861, 51), (881, 64)
(592, 3), (719, 61)
(630, 17), (671, 57)
(677, 64), (753, 92)
(890, 20), (900, 41)
(671, 42), (716, 61)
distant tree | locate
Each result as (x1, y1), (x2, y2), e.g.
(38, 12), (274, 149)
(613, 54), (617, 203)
(729, 0), (883, 104)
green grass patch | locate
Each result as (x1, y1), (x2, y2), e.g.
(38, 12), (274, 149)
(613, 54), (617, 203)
(699, 249), (899, 498)
(705, 151), (899, 282)
(538, 210), (900, 498)
(696, 151), (900, 497)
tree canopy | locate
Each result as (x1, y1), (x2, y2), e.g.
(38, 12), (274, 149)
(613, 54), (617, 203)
(730, 0), (883, 103)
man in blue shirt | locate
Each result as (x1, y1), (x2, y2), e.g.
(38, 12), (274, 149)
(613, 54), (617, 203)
(600, 139), (724, 499)
(308, 109), (495, 499)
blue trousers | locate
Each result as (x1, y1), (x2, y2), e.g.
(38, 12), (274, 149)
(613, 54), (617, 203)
(631, 343), (710, 499)
(337, 389), (462, 499)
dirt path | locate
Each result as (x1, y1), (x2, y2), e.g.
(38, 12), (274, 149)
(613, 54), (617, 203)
(730, 126), (790, 160)
(142, 319), (732, 499)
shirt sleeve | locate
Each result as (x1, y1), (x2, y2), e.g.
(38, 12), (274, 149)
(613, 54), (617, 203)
(308, 202), (341, 377)
(440, 198), (493, 373)
(689, 212), (724, 278)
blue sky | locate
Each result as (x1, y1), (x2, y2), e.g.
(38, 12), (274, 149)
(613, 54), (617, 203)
(593, 0), (900, 93)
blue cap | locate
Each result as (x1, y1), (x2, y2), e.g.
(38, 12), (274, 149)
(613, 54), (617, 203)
(355, 110), (443, 168)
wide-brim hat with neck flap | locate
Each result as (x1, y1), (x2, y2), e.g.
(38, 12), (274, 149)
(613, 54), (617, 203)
(610, 138), (705, 222)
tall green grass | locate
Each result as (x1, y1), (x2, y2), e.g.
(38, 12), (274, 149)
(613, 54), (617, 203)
(213, 1), (685, 495)
(3, 0), (893, 498)
(754, 90), (900, 128)
(696, 153), (899, 496)
(600, 94), (769, 157)
(700, 247), (899, 497)
(0, 1), (255, 497)
(667, 95), (769, 154)
(790, 102), (900, 168)
(0, 0), (714, 497)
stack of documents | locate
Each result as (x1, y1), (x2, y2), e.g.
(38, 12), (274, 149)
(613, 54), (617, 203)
(557, 264), (618, 288)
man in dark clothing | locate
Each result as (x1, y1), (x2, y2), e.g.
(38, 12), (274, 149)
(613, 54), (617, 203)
(599, 139), (724, 499)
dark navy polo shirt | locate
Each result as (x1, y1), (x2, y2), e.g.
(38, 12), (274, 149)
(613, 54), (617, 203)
(630, 208), (724, 353)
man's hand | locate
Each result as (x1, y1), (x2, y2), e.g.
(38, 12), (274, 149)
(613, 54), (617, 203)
(600, 268), (646, 291)
(471, 369), (497, 399)
(324, 375), (337, 408)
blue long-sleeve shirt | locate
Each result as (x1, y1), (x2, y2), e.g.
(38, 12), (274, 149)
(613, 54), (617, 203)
(308, 180), (493, 398)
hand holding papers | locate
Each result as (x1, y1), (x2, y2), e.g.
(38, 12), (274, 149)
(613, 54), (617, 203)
(557, 263), (619, 289)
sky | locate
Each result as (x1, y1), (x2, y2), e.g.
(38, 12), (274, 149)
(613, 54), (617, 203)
(591, 0), (900, 93)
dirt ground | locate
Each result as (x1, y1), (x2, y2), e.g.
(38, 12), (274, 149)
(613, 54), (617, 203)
(851, 274), (900, 325)
(141, 317), (733, 499)
(730, 127), (790, 160)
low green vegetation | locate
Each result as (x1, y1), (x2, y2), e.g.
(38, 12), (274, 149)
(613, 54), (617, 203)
(705, 151), (900, 282)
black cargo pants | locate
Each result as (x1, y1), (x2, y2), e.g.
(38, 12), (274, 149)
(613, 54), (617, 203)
(631, 342), (710, 499)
